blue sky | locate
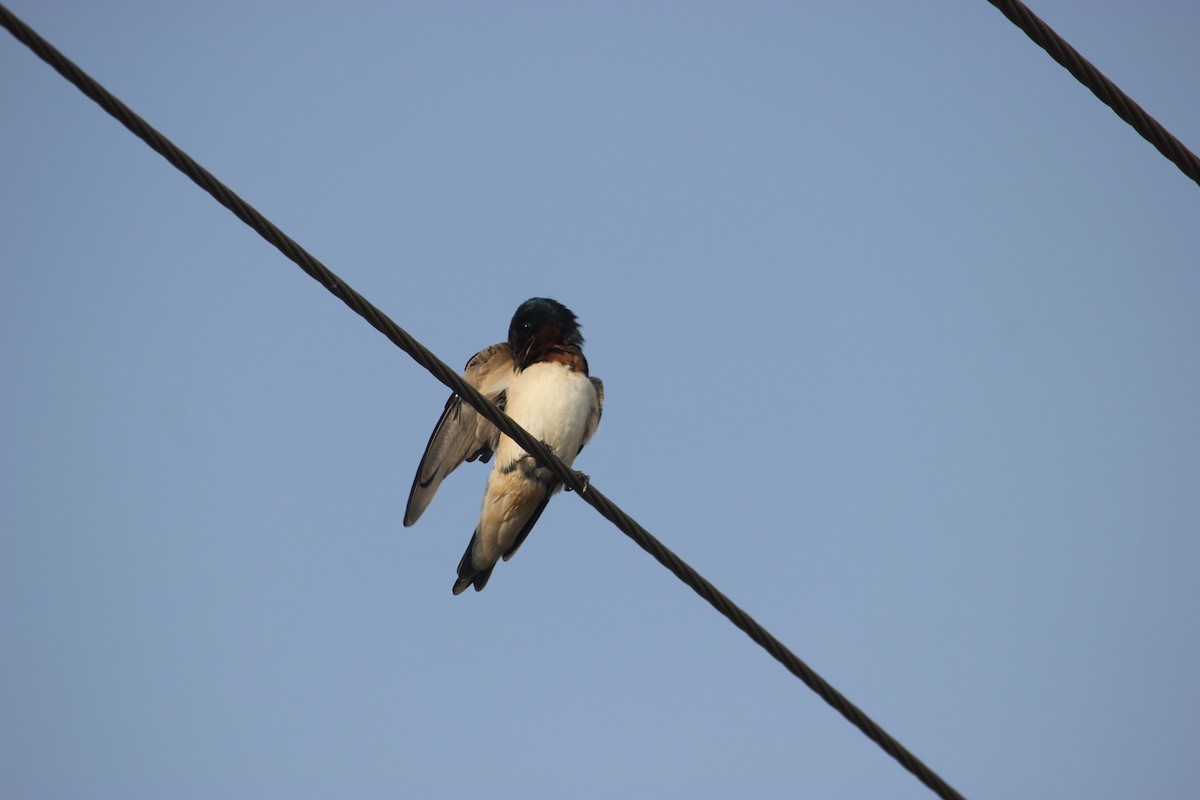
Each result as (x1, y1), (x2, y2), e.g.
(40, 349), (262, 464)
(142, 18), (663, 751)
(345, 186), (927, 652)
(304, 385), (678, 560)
(3, 2), (1198, 798)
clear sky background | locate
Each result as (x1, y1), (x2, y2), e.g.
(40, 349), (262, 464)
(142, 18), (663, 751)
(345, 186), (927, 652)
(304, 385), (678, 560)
(3, 2), (1198, 798)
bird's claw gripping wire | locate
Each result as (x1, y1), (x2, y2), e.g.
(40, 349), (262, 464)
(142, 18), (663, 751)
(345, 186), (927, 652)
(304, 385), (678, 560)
(532, 440), (588, 493)
(566, 471), (590, 493)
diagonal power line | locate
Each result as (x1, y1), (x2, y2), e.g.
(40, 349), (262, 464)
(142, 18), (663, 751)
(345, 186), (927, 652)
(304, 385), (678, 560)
(0, 6), (967, 799)
(985, 0), (1200, 188)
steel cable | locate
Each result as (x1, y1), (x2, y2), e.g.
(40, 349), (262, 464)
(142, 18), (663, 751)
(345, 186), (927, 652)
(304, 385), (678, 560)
(985, 0), (1200, 188)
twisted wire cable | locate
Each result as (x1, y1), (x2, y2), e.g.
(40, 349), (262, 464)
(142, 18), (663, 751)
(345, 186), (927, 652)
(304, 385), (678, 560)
(1, 6), (966, 799)
(985, 0), (1200, 188)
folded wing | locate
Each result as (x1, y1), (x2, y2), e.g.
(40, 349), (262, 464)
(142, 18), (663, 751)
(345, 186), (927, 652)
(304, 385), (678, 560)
(582, 376), (604, 454)
(403, 343), (513, 527)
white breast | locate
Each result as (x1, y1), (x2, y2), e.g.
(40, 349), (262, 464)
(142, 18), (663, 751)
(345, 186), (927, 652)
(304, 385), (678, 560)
(498, 362), (597, 468)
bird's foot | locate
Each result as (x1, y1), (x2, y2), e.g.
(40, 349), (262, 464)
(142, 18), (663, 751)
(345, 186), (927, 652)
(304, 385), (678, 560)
(566, 471), (590, 494)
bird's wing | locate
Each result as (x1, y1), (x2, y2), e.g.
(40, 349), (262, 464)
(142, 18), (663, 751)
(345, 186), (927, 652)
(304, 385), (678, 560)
(579, 376), (604, 454)
(500, 485), (555, 564)
(403, 342), (513, 527)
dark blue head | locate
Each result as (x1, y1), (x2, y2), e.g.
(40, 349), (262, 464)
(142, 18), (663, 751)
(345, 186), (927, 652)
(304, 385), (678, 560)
(508, 297), (584, 368)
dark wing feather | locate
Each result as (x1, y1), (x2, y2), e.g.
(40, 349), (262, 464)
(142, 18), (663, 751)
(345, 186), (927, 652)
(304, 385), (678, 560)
(501, 484), (556, 563)
(580, 376), (604, 454)
(403, 343), (513, 527)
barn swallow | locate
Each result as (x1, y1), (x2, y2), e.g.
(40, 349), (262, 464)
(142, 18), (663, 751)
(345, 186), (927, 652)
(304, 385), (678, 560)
(404, 298), (604, 594)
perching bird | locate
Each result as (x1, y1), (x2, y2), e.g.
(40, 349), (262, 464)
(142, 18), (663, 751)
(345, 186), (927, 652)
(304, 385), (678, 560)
(404, 298), (604, 594)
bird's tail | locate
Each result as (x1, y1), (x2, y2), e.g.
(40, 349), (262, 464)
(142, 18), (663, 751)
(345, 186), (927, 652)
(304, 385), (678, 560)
(452, 530), (495, 595)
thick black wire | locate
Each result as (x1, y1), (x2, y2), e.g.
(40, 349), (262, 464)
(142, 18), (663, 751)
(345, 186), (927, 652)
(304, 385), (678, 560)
(985, 0), (1200, 188)
(1, 6), (967, 800)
